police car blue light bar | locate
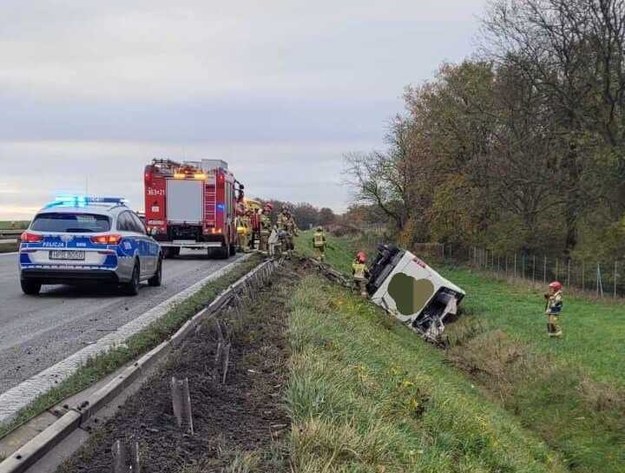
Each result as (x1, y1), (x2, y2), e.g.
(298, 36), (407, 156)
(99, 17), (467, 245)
(45, 196), (129, 208)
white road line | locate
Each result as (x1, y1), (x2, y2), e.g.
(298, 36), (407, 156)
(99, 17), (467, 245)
(0, 252), (18, 257)
(0, 254), (252, 424)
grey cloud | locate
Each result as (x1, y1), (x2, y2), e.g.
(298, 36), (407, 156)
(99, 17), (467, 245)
(0, 0), (487, 219)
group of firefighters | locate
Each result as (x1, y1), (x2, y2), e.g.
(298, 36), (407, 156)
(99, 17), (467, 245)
(236, 202), (298, 258)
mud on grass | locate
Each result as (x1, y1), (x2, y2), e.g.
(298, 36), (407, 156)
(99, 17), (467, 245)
(57, 271), (296, 473)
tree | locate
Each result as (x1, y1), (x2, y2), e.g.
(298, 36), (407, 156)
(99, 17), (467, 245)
(318, 207), (335, 226)
(484, 0), (625, 254)
(292, 203), (319, 229)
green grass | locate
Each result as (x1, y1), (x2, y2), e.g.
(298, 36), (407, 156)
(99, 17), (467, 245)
(294, 233), (625, 472)
(295, 230), (372, 275)
(287, 275), (566, 472)
(440, 269), (625, 472)
(443, 268), (625, 387)
(0, 255), (261, 440)
(0, 221), (28, 230)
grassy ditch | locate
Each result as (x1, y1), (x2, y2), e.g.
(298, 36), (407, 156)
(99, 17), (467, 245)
(0, 255), (261, 440)
(287, 272), (566, 472)
(297, 232), (625, 472)
(441, 269), (625, 472)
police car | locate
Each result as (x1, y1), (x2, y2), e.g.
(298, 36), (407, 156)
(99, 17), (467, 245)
(19, 196), (162, 296)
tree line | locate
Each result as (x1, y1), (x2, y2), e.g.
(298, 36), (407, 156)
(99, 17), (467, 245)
(346, 0), (625, 261)
(261, 200), (336, 229)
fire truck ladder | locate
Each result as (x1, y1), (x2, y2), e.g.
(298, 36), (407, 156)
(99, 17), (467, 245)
(205, 184), (216, 226)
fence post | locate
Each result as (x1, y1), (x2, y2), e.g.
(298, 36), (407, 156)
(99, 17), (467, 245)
(567, 259), (571, 288)
(597, 263), (604, 297)
(543, 256), (547, 283)
(555, 259), (559, 281)
(514, 254), (517, 278)
(582, 261), (585, 290)
(615, 261), (618, 299)
(533, 255), (536, 282)
(522, 255), (526, 280)
(505, 255), (509, 276)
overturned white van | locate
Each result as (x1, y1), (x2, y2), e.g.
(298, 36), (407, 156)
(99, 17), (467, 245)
(366, 245), (466, 340)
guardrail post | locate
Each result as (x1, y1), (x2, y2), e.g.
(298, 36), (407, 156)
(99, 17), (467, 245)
(171, 377), (194, 435)
(221, 343), (231, 384)
(112, 439), (140, 473)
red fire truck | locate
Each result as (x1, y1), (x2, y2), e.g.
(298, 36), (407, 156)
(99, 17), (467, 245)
(143, 159), (243, 259)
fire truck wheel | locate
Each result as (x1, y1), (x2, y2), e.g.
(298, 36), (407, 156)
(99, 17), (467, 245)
(229, 244), (236, 256)
(148, 257), (162, 287)
(123, 261), (141, 296)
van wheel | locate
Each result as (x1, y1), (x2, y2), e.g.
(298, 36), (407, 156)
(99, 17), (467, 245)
(123, 261), (140, 296)
(21, 279), (41, 295)
(148, 257), (162, 287)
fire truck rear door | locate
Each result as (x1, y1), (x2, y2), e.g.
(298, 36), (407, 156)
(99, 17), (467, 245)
(166, 179), (203, 224)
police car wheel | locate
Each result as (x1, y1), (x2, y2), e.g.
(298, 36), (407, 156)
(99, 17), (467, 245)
(123, 262), (141, 296)
(21, 279), (41, 296)
(148, 258), (162, 287)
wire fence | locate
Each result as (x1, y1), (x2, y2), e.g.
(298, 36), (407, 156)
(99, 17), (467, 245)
(454, 247), (625, 299)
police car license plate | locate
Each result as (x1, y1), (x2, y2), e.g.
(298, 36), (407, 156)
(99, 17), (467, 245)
(50, 250), (85, 260)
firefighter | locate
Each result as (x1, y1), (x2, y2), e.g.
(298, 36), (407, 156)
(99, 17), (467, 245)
(268, 225), (282, 257)
(283, 210), (298, 259)
(259, 203), (273, 253)
(312, 226), (326, 261)
(251, 208), (261, 250)
(544, 281), (564, 337)
(352, 251), (369, 298)
(277, 206), (290, 232)
(245, 209), (255, 251)
(237, 206), (251, 252)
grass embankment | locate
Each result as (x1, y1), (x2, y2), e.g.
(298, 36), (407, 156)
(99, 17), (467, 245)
(0, 255), (261, 440)
(0, 221), (28, 230)
(295, 231), (625, 472)
(441, 269), (625, 472)
(287, 274), (566, 471)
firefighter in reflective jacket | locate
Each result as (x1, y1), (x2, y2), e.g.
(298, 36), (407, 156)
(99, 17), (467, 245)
(236, 204), (249, 252)
(544, 281), (563, 337)
(352, 251), (369, 298)
(259, 203), (273, 253)
(312, 226), (326, 261)
(278, 208), (298, 258)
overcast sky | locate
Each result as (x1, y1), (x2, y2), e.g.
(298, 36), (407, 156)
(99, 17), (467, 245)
(0, 0), (486, 220)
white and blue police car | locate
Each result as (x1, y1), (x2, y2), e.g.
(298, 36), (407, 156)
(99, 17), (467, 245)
(19, 196), (162, 296)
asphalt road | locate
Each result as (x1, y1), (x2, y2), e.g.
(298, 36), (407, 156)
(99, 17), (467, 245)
(0, 250), (243, 394)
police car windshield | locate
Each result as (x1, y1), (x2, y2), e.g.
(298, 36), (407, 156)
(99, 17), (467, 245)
(31, 213), (111, 233)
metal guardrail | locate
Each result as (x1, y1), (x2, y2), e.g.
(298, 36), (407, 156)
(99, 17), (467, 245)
(0, 230), (22, 239)
(0, 257), (278, 473)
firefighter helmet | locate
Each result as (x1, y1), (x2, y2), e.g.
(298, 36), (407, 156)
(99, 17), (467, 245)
(356, 251), (366, 263)
(264, 203), (273, 211)
(549, 281), (562, 291)
(316, 226), (323, 232)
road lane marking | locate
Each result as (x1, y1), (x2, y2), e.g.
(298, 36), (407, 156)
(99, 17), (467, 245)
(0, 254), (252, 424)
